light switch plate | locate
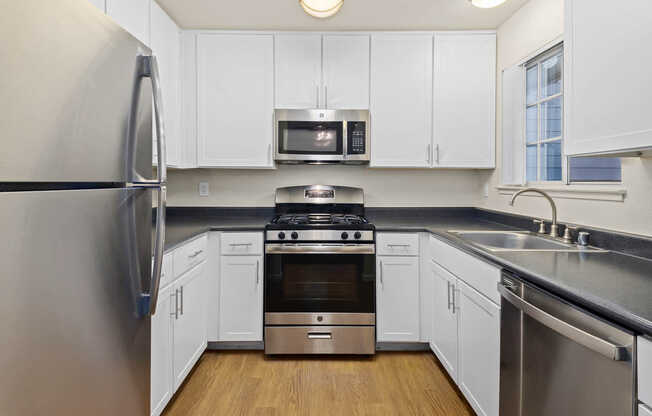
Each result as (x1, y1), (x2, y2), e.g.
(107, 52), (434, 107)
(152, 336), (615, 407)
(199, 182), (209, 197)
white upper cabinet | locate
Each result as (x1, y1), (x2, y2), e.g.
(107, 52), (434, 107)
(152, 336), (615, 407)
(565, 0), (652, 156)
(433, 33), (496, 168)
(150, 2), (180, 167)
(275, 34), (370, 110)
(275, 35), (322, 109)
(106, 0), (150, 45)
(323, 35), (370, 109)
(196, 34), (274, 168)
(370, 34), (433, 168)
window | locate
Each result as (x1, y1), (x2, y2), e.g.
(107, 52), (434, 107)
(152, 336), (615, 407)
(524, 45), (621, 183)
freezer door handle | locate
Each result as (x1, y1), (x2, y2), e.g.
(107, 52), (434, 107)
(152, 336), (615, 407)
(497, 283), (630, 361)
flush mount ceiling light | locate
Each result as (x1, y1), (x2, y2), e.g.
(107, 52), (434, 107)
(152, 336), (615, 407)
(299, 0), (344, 18)
(469, 0), (508, 8)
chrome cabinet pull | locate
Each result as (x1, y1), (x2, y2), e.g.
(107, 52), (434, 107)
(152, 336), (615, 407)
(447, 281), (451, 311)
(427, 144), (431, 164)
(229, 243), (253, 247)
(256, 260), (260, 286)
(451, 285), (457, 314)
(497, 283), (629, 361)
(387, 244), (410, 248)
(316, 85), (319, 108)
(188, 249), (203, 259)
(179, 286), (184, 316)
(324, 85), (328, 108)
(268, 143), (272, 165)
(435, 144), (440, 165)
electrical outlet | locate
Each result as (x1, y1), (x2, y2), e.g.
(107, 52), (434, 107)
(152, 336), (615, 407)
(199, 182), (209, 197)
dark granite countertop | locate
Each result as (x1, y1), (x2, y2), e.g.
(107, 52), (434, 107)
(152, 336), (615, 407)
(159, 207), (652, 336)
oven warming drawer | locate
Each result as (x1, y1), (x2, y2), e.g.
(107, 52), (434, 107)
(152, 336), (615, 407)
(265, 326), (375, 355)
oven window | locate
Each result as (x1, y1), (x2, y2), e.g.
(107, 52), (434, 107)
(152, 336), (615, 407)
(277, 121), (343, 155)
(265, 253), (375, 313)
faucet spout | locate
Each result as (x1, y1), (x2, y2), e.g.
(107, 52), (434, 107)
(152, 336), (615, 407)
(509, 188), (559, 237)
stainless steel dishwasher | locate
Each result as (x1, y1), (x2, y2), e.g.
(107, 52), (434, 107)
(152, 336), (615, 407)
(498, 271), (636, 416)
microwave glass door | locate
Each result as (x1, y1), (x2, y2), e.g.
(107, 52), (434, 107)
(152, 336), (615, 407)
(277, 121), (343, 155)
(265, 253), (375, 313)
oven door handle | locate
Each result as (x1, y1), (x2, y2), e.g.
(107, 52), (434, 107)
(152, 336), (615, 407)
(265, 244), (375, 255)
(497, 283), (630, 361)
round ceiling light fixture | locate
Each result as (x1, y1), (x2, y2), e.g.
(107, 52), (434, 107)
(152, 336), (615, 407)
(299, 0), (344, 18)
(469, 0), (508, 8)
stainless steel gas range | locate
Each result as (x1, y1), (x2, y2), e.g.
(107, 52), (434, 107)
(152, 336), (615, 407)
(264, 185), (376, 355)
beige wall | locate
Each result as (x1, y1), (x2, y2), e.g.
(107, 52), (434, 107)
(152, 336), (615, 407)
(166, 166), (483, 208)
(478, 0), (652, 237)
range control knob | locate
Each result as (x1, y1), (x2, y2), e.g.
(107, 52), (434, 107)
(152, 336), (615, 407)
(291, 232), (299, 240)
(341, 232), (349, 240)
(354, 232), (362, 240)
(278, 232), (286, 240)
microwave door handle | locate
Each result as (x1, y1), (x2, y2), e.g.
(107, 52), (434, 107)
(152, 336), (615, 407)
(497, 284), (630, 361)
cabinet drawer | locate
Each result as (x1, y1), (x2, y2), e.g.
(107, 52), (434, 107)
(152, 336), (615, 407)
(159, 252), (175, 289)
(430, 235), (501, 304)
(639, 336), (652, 406)
(174, 235), (208, 278)
(220, 232), (262, 255)
(377, 233), (419, 256)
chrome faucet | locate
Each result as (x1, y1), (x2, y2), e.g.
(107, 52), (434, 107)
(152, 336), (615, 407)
(509, 188), (559, 238)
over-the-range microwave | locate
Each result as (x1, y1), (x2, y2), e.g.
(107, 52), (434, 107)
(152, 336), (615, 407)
(274, 109), (370, 164)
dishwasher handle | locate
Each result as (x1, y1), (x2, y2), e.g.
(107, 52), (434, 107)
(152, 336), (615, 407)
(497, 283), (630, 361)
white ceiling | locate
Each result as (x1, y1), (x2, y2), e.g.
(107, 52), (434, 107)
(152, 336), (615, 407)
(157, 0), (530, 31)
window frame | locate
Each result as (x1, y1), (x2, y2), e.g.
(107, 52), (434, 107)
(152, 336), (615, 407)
(524, 44), (565, 184)
(523, 43), (622, 186)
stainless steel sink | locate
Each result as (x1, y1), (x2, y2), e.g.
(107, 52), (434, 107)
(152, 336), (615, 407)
(448, 230), (605, 252)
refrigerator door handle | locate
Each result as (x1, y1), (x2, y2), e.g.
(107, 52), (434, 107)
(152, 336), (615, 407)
(131, 54), (166, 186)
(147, 185), (166, 316)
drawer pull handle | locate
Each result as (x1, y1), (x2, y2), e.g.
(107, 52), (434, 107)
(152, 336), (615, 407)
(307, 332), (332, 340)
(229, 243), (253, 247)
(188, 249), (203, 259)
(387, 244), (410, 247)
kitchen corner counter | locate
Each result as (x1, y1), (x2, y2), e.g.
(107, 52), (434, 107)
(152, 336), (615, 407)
(160, 207), (652, 336)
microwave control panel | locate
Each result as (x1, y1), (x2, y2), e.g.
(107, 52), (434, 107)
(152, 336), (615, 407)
(347, 121), (367, 155)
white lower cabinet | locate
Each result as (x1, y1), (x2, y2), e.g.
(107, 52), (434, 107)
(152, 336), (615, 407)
(430, 260), (459, 380)
(639, 336), (652, 407)
(150, 238), (208, 416)
(219, 255), (263, 341)
(173, 263), (208, 390)
(430, 238), (501, 416)
(376, 256), (420, 342)
(457, 279), (500, 416)
(150, 284), (173, 416)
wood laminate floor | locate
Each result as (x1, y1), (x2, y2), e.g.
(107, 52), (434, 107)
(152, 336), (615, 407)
(163, 351), (475, 416)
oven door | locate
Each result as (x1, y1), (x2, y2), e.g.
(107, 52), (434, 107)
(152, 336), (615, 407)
(265, 244), (375, 325)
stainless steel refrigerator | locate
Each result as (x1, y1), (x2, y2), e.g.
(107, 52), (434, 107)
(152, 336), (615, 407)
(0, 1), (166, 414)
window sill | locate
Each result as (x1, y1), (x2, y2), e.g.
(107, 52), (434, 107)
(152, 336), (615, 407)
(497, 185), (627, 202)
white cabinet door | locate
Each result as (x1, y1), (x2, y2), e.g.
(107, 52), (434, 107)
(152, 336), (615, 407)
(370, 34), (433, 167)
(639, 336), (652, 407)
(376, 256), (420, 342)
(430, 260), (458, 381)
(173, 263), (207, 390)
(106, 0), (150, 45)
(150, 284), (173, 416)
(565, 0), (652, 156)
(434, 34), (495, 168)
(88, 0), (105, 12)
(275, 34), (323, 109)
(197, 34), (274, 168)
(150, 2), (180, 167)
(457, 279), (500, 416)
(219, 256), (263, 341)
(323, 35), (370, 109)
